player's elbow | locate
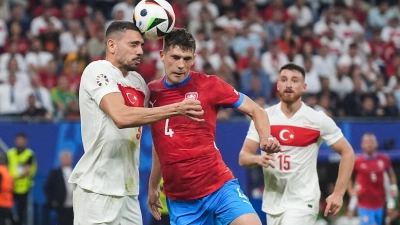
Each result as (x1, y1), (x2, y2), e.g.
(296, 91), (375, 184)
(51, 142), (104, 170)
(112, 115), (129, 129)
(238, 150), (248, 167)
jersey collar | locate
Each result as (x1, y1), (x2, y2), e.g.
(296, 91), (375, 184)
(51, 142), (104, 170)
(163, 74), (192, 88)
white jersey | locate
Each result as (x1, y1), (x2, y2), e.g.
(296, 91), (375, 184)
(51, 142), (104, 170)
(69, 60), (149, 196)
(246, 102), (343, 215)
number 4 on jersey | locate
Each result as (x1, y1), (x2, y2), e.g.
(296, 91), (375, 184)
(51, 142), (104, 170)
(164, 119), (174, 137)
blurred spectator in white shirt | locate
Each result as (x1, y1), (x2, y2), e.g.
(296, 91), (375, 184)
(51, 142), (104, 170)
(0, 41), (27, 72)
(0, 0), (10, 21)
(0, 72), (27, 115)
(111, 0), (136, 21)
(303, 56), (321, 94)
(367, 1), (394, 29)
(59, 20), (85, 56)
(0, 18), (7, 52)
(25, 38), (53, 74)
(215, 7), (242, 35)
(187, 0), (219, 22)
(314, 45), (337, 78)
(261, 41), (289, 83)
(24, 75), (54, 115)
(320, 28), (343, 60)
(381, 17), (400, 49)
(30, 6), (62, 37)
(287, 0), (313, 28)
(87, 29), (105, 61)
(188, 7), (214, 39)
(337, 43), (363, 68)
(334, 8), (364, 43)
(330, 64), (354, 99)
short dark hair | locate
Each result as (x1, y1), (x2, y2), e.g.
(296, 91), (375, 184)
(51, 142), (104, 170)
(15, 132), (27, 139)
(279, 63), (306, 78)
(163, 28), (196, 53)
(105, 21), (141, 40)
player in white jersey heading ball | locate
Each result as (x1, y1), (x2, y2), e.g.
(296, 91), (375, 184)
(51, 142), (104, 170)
(68, 21), (204, 225)
(239, 63), (355, 225)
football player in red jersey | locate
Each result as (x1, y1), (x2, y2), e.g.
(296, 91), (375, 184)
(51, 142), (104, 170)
(347, 133), (398, 225)
(147, 28), (281, 225)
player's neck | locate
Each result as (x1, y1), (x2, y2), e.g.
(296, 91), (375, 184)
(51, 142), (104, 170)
(105, 56), (129, 77)
(280, 100), (302, 118)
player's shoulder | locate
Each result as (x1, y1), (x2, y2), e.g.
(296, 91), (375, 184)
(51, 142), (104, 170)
(190, 71), (220, 84)
(377, 153), (391, 161)
(264, 103), (280, 115)
(82, 60), (114, 77)
(148, 76), (164, 91)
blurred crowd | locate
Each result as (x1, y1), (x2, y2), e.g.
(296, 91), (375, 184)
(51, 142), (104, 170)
(0, 0), (399, 121)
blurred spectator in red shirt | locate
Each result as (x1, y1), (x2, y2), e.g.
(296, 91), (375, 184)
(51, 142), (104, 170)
(32, 0), (62, 19)
(38, 59), (60, 90)
(69, 0), (89, 21)
(137, 51), (157, 84)
(349, 0), (368, 25)
(4, 22), (29, 55)
(240, 0), (262, 21)
(170, 0), (189, 28)
(264, 0), (289, 22)
(61, 60), (82, 94)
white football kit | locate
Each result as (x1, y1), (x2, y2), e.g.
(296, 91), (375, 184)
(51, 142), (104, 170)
(246, 102), (343, 225)
(69, 60), (149, 225)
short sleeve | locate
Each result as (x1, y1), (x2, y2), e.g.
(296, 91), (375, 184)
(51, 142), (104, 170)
(209, 76), (243, 108)
(320, 111), (343, 146)
(245, 120), (260, 143)
(384, 155), (393, 172)
(81, 62), (120, 106)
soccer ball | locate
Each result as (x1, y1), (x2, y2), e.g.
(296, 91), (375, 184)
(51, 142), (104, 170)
(133, 0), (176, 40)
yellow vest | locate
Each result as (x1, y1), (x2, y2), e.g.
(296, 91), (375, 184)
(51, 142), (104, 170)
(159, 178), (169, 215)
(7, 148), (37, 194)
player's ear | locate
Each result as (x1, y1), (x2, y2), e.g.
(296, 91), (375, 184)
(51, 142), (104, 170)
(107, 39), (116, 54)
(191, 54), (196, 67)
(159, 50), (164, 62)
(303, 83), (307, 92)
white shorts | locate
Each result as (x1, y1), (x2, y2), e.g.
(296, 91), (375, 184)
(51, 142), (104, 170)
(266, 209), (317, 225)
(73, 185), (142, 225)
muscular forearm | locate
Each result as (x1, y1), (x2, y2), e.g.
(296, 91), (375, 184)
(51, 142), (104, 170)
(239, 150), (260, 168)
(334, 149), (355, 196)
(149, 148), (162, 190)
(108, 102), (181, 129)
(249, 107), (271, 139)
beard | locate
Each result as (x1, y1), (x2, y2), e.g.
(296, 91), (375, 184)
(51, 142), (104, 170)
(119, 59), (138, 72)
(278, 90), (302, 104)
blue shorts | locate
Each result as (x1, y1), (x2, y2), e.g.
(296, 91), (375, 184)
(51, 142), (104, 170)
(357, 207), (384, 225)
(166, 179), (256, 225)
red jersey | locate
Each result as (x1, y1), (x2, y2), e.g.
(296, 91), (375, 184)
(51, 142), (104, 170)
(148, 71), (244, 200)
(354, 154), (393, 209)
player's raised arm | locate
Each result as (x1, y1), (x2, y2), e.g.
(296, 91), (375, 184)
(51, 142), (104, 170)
(235, 95), (280, 153)
(324, 137), (355, 216)
(100, 94), (204, 128)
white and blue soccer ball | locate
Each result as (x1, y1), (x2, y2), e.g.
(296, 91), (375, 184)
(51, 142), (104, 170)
(133, 0), (176, 40)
